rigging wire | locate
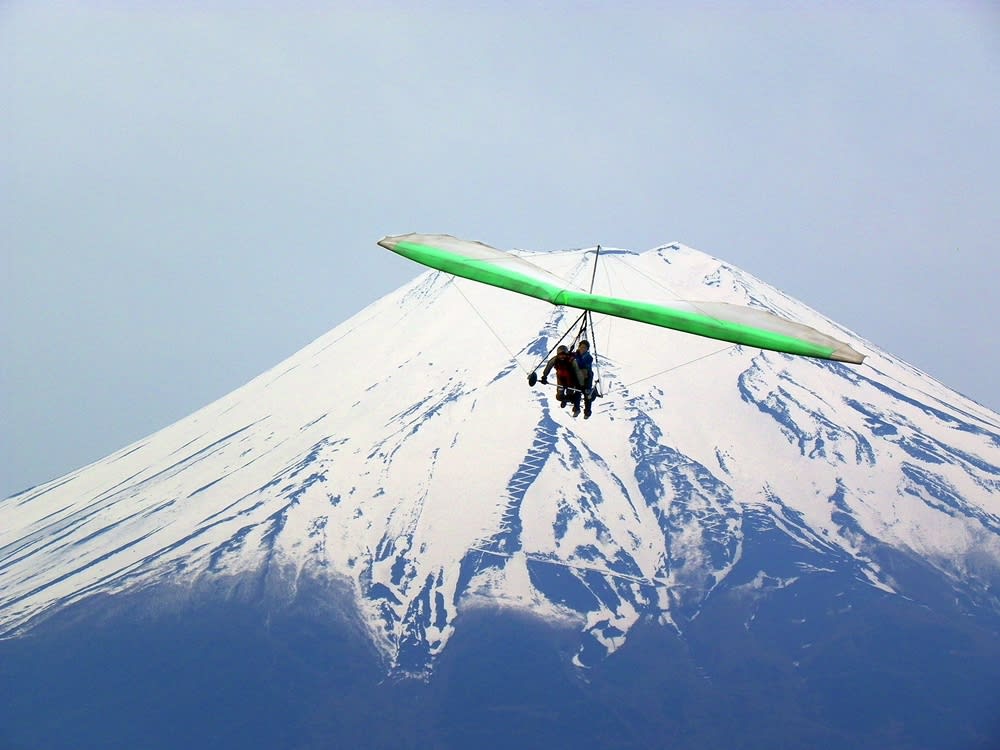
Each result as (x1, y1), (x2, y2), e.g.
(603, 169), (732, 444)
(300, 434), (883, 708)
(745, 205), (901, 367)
(618, 345), (736, 389)
(585, 252), (751, 395)
(530, 309), (589, 373)
(602, 250), (732, 330)
(584, 344), (737, 418)
(587, 244), (602, 294)
(451, 278), (530, 374)
(591, 247), (619, 397)
(602, 250), (686, 300)
(585, 247), (604, 397)
(450, 250), (736, 401)
(527, 247), (608, 399)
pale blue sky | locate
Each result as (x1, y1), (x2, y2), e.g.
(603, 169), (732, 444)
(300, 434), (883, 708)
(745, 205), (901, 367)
(3, 2), (999, 497)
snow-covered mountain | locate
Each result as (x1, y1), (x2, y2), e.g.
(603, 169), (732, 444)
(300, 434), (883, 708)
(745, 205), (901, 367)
(3, 241), (998, 680)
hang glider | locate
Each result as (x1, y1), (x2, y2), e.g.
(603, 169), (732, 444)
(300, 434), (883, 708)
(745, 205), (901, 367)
(377, 233), (865, 364)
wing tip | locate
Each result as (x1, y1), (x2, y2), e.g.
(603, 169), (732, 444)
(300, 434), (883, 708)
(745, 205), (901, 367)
(831, 347), (866, 365)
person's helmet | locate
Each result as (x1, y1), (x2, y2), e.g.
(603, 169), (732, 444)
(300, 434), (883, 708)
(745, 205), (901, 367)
(557, 345), (568, 353)
(579, 340), (590, 349)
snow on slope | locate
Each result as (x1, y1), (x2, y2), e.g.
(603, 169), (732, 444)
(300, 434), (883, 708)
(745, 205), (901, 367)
(2, 242), (998, 674)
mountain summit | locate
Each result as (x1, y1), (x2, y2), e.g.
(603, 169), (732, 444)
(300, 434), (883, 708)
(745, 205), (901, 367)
(3, 242), (998, 682)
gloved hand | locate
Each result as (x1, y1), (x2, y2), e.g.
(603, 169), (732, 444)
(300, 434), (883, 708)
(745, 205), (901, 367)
(540, 376), (548, 385)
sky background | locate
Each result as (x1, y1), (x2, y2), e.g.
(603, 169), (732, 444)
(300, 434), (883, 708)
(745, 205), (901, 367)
(3, 1), (998, 498)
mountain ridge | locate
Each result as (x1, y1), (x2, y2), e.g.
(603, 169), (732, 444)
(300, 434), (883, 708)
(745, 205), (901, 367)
(2, 241), (997, 680)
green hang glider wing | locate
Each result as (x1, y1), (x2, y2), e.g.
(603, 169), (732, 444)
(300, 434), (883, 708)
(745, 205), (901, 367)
(377, 233), (865, 364)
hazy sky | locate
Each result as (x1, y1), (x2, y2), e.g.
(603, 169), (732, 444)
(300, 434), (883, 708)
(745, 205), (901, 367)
(3, 2), (998, 497)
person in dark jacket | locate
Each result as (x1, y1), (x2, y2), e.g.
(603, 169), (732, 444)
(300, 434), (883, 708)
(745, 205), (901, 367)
(540, 345), (583, 413)
(574, 340), (595, 418)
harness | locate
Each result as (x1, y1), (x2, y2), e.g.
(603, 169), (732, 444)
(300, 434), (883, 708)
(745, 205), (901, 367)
(553, 354), (575, 381)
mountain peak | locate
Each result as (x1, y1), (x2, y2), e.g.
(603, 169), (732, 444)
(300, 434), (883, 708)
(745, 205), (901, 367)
(2, 242), (997, 675)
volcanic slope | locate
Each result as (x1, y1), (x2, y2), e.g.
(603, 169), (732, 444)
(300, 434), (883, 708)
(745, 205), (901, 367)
(2, 242), (997, 676)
